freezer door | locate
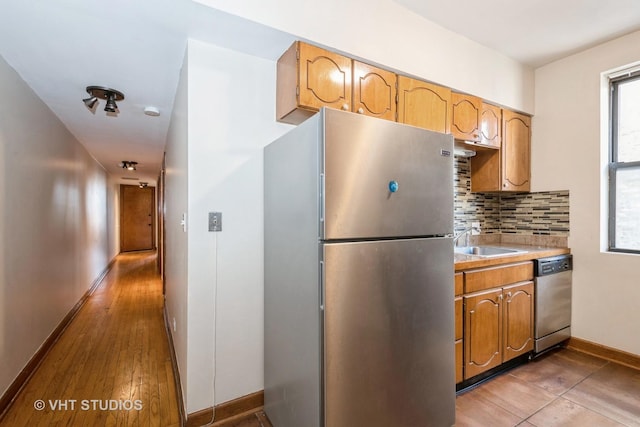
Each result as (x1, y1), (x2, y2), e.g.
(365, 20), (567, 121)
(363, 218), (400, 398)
(323, 238), (455, 427)
(322, 108), (453, 240)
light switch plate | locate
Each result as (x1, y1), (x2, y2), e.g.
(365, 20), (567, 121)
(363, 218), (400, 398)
(209, 212), (222, 232)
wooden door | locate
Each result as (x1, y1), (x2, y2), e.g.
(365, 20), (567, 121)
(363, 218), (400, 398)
(121, 185), (155, 252)
(464, 288), (502, 379)
(503, 281), (534, 362)
(397, 76), (451, 133)
(352, 60), (396, 121)
(451, 92), (481, 141)
(502, 109), (531, 191)
(298, 42), (352, 113)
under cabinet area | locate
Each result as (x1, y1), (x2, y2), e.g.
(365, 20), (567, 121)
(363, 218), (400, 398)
(455, 260), (534, 385)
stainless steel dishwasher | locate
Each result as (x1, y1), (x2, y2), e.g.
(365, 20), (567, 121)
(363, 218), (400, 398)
(534, 254), (573, 354)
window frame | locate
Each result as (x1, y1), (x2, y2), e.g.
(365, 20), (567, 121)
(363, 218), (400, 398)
(608, 71), (640, 254)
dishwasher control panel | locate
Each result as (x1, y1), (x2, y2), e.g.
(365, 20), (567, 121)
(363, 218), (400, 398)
(534, 255), (572, 276)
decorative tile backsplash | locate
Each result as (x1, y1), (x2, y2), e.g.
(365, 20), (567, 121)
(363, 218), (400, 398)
(453, 157), (570, 237)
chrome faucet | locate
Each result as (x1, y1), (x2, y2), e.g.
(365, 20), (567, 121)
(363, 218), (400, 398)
(453, 225), (479, 247)
(453, 227), (473, 246)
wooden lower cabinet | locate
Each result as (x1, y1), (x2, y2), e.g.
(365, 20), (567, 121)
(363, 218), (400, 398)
(464, 288), (503, 379)
(463, 281), (534, 380)
(503, 281), (534, 362)
(454, 273), (464, 382)
(455, 340), (463, 383)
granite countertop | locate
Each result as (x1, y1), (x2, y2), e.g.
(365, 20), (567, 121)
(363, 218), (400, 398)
(454, 244), (571, 271)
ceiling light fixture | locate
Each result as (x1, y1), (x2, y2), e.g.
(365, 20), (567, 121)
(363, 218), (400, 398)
(120, 161), (138, 171)
(83, 86), (125, 113)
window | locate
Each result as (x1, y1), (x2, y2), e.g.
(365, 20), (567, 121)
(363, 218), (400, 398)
(609, 72), (640, 253)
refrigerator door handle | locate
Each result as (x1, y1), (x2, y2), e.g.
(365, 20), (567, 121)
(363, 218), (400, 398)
(319, 260), (325, 311)
(319, 173), (325, 229)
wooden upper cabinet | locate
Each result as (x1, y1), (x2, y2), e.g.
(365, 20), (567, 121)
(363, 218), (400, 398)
(502, 110), (531, 192)
(397, 76), (451, 134)
(451, 93), (481, 142)
(352, 60), (396, 121)
(480, 103), (502, 148)
(277, 41), (352, 124)
(471, 107), (531, 193)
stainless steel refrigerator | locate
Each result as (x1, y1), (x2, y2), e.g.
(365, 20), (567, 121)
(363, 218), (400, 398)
(264, 108), (455, 427)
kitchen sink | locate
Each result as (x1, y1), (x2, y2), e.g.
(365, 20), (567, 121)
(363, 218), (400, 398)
(454, 245), (527, 257)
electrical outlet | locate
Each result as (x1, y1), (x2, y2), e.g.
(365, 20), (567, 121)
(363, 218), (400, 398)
(471, 221), (481, 235)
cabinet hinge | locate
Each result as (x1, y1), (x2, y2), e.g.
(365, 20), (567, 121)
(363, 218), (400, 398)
(296, 48), (300, 60)
(296, 86), (299, 97)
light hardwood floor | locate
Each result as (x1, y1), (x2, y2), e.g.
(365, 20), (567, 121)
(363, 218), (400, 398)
(0, 251), (181, 427)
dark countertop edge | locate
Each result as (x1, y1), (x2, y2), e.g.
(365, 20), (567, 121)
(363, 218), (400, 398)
(454, 246), (571, 271)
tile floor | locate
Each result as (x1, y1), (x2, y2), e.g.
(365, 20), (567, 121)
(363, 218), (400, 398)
(245, 348), (640, 427)
(456, 348), (640, 426)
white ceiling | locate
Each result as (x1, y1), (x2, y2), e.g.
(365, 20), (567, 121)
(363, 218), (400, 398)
(395, 0), (640, 67)
(1, 0), (639, 186)
(0, 0), (294, 186)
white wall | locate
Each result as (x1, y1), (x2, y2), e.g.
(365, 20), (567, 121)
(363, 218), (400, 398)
(106, 176), (121, 260)
(533, 30), (640, 355)
(194, 0), (535, 113)
(186, 40), (291, 409)
(164, 48), (190, 410)
(0, 54), (112, 397)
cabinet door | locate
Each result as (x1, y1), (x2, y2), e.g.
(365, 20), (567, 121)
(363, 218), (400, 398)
(455, 340), (463, 384)
(397, 76), (451, 133)
(502, 109), (531, 191)
(455, 296), (463, 341)
(480, 103), (501, 148)
(455, 297), (463, 381)
(299, 42), (352, 114)
(451, 93), (481, 142)
(464, 288), (502, 379)
(353, 61), (396, 121)
(503, 281), (534, 362)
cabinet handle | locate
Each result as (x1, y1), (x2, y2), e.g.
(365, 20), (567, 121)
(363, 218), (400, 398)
(357, 107), (364, 114)
(498, 294), (503, 300)
(341, 103), (349, 111)
(506, 292), (512, 298)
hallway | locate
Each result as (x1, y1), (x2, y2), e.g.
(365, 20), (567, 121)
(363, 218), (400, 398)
(0, 251), (181, 426)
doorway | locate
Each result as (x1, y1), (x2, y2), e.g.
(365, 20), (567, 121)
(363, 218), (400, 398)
(120, 185), (156, 252)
